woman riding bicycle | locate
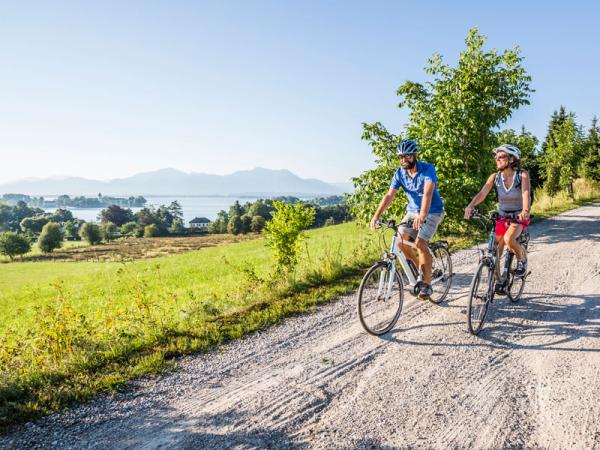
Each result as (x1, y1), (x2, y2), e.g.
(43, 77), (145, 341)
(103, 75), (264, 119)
(464, 144), (531, 277)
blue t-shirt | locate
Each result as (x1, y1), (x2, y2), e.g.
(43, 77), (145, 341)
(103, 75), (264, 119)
(390, 161), (444, 213)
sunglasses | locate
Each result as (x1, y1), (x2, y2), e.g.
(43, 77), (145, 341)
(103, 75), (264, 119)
(399, 154), (415, 160)
(495, 155), (508, 161)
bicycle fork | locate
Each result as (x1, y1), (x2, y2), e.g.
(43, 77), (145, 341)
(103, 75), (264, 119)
(376, 262), (396, 301)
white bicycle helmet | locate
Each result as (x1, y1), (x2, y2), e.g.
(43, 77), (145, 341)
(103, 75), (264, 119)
(493, 144), (521, 160)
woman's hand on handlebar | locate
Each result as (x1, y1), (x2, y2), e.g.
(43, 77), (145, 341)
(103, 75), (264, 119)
(518, 210), (530, 221)
(464, 205), (475, 219)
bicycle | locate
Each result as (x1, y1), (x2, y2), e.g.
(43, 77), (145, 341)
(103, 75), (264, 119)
(466, 209), (530, 335)
(357, 219), (454, 336)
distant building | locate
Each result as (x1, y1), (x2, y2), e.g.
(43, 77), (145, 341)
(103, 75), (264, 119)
(189, 217), (210, 232)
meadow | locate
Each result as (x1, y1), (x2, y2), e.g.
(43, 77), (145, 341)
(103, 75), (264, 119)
(0, 222), (381, 429)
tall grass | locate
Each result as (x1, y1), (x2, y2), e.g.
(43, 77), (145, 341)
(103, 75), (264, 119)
(531, 178), (600, 220)
(0, 222), (380, 430)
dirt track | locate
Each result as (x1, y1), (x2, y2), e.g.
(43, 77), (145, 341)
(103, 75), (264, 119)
(2, 204), (599, 449)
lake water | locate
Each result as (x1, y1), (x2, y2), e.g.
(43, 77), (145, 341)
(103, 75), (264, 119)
(42, 195), (314, 224)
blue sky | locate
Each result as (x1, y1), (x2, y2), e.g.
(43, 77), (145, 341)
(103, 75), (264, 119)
(1, 1), (599, 184)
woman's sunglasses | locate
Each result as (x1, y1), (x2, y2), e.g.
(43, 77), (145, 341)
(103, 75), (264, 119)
(495, 155), (508, 161)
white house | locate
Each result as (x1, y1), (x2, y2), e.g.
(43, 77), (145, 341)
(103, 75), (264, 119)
(189, 217), (210, 232)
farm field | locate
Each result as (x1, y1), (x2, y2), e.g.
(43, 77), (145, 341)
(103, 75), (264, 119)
(0, 232), (259, 263)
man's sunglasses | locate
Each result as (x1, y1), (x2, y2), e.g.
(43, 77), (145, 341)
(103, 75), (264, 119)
(399, 154), (415, 160)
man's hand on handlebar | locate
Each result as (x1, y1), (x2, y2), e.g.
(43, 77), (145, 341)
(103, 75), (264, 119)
(413, 213), (427, 230)
(369, 216), (379, 232)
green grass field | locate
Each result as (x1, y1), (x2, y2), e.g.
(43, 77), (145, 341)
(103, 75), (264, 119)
(0, 221), (382, 430)
(1, 179), (598, 430)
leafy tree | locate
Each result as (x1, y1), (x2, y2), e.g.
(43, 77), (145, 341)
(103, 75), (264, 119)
(227, 215), (243, 235)
(582, 116), (600, 182)
(38, 222), (63, 253)
(135, 207), (160, 227)
(156, 205), (174, 229)
(209, 210), (229, 234)
(0, 204), (12, 231)
(171, 217), (186, 234)
(119, 221), (139, 237)
(50, 209), (74, 223)
(144, 224), (161, 238)
(20, 216), (50, 235)
(250, 215), (266, 232)
(2, 201), (44, 232)
(0, 232), (31, 259)
(167, 201), (183, 222)
(248, 199), (275, 221)
(101, 222), (118, 242)
(347, 28), (533, 227)
(79, 222), (102, 245)
(264, 201), (315, 275)
(240, 214), (252, 234)
(228, 201), (243, 218)
(98, 205), (134, 226)
(56, 195), (71, 207)
(63, 220), (81, 239)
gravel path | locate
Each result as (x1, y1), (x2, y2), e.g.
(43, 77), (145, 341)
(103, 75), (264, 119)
(2, 204), (600, 449)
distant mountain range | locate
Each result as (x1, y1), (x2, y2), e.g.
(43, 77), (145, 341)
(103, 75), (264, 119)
(0, 168), (353, 196)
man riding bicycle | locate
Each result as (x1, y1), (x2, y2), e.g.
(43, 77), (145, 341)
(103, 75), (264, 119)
(464, 144), (531, 277)
(369, 139), (445, 300)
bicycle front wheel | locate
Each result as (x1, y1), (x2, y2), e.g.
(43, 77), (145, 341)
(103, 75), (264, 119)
(467, 261), (494, 335)
(357, 261), (404, 336)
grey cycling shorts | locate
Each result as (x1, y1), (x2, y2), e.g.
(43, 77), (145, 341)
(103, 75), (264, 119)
(399, 211), (444, 242)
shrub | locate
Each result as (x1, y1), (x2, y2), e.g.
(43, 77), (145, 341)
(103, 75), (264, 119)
(250, 215), (266, 232)
(227, 215), (242, 235)
(0, 232), (31, 259)
(119, 221), (138, 237)
(264, 201), (315, 275)
(37, 222), (63, 253)
(79, 223), (102, 245)
(144, 224), (160, 238)
(101, 222), (118, 242)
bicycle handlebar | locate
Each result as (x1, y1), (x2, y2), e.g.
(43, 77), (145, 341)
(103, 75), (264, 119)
(376, 217), (426, 231)
(469, 209), (520, 223)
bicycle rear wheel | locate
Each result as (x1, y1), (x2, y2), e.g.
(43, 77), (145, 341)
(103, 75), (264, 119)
(467, 261), (494, 335)
(357, 261), (404, 336)
(429, 245), (453, 304)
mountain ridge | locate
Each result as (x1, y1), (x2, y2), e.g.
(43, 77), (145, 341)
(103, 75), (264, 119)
(0, 167), (349, 196)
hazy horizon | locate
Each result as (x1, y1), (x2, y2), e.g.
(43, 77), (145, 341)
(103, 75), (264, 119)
(0, 167), (353, 185)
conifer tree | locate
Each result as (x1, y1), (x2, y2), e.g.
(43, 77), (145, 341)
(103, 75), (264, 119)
(581, 116), (600, 182)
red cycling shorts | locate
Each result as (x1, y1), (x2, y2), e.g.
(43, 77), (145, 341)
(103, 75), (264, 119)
(495, 217), (530, 238)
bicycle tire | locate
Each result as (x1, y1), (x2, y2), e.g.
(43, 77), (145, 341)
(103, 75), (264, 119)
(357, 261), (404, 336)
(428, 245), (453, 304)
(467, 261), (494, 335)
(507, 254), (526, 302)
